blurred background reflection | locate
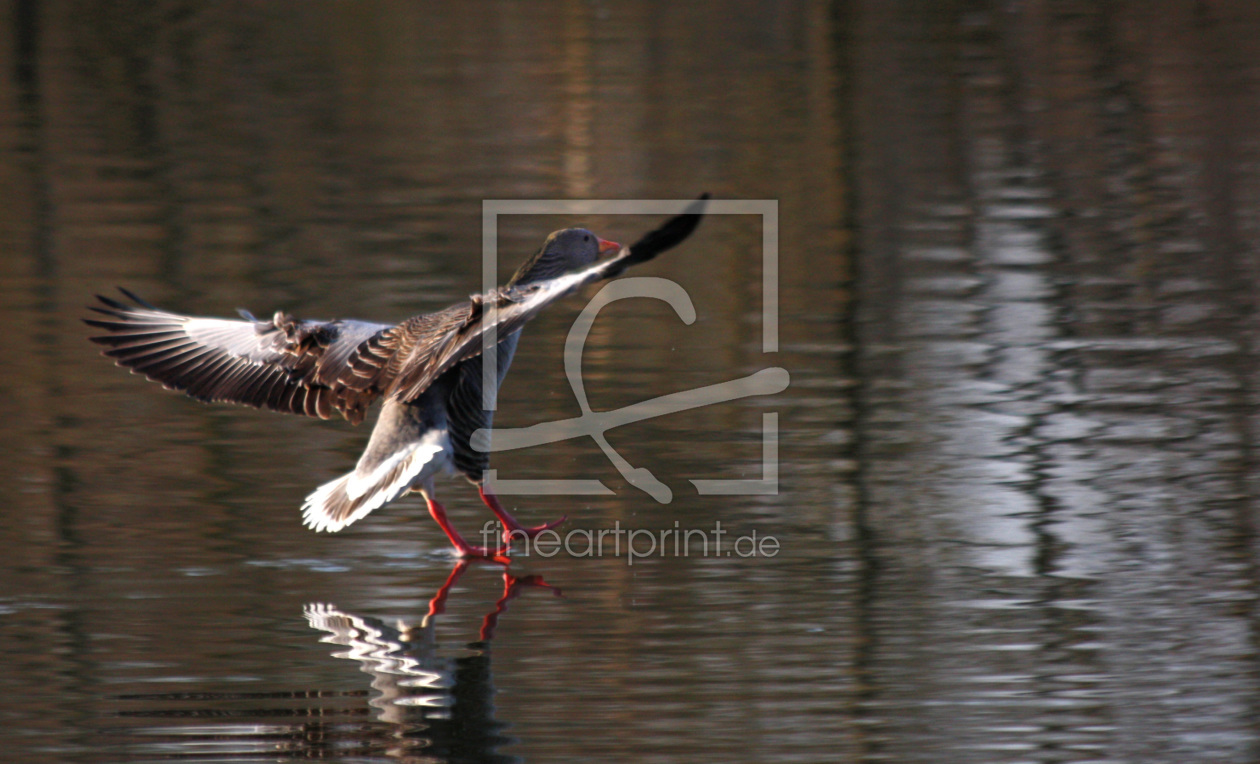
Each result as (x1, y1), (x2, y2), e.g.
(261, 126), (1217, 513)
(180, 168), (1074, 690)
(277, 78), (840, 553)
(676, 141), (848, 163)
(4, 1), (1260, 762)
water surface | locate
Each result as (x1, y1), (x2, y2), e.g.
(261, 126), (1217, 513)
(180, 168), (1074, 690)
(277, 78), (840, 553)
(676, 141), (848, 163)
(4, 1), (1260, 762)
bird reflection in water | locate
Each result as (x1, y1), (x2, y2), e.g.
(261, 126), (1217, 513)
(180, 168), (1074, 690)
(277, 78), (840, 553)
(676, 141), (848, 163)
(108, 562), (556, 761)
(304, 561), (560, 760)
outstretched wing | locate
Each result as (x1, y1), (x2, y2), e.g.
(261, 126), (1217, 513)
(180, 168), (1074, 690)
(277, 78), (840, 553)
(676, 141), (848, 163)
(349, 194), (710, 404)
(88, 194), (709, 422)
(85, 289), (390, 424)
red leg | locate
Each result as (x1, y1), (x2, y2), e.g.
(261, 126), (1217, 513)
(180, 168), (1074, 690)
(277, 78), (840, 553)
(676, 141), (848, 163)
(480, 571), (563, 641)
(426, 560), (472, 621)
(425, 495), (511, 562)
(478, 485), (567, 546)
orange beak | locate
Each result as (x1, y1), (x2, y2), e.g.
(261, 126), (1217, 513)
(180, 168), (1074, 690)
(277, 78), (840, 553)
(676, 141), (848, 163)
(597, 237), (621, 256)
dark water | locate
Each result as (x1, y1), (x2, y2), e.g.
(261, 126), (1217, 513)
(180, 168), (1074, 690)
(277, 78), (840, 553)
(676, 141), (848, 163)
(4, 1), (1260, 761)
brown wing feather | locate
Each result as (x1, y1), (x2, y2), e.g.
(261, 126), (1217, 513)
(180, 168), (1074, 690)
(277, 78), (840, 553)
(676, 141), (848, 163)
(336, 300), (477, 398)
(85, 290), (390, 424)
(380, 287), (540, 402)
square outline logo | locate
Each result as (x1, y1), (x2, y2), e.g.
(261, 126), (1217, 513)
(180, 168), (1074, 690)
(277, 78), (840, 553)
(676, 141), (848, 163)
(478, 199), (782, 501)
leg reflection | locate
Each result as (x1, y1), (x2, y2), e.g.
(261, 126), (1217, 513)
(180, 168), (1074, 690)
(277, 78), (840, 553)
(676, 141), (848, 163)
(304, 560), (561, 760)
